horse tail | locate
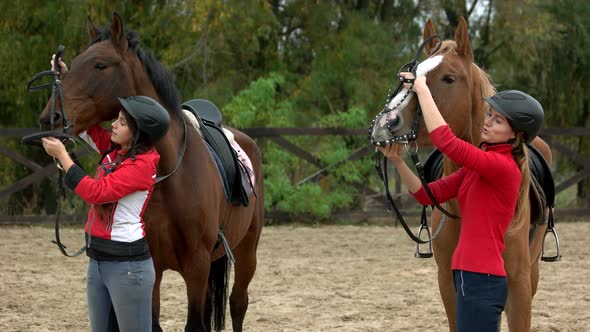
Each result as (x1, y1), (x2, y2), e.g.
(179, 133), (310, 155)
(209, 255), (229, 332)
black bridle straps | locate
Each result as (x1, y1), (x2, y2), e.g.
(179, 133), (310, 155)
(24, 46), (76, 146)
(51, 164), (86, 257)
(373, 34), (464, 247)
(375, 153), (451, 245)
(410, 151), (460, 220)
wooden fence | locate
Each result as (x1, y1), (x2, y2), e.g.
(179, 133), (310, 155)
(0, 126), (589, 224)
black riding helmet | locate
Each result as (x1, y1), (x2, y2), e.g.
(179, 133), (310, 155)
(484, 90), (544, 143)
(117, 96), (170, 144)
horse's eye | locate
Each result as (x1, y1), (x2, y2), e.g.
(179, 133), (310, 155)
(95, 63), (106, 70)
(442, 75), (455, 84)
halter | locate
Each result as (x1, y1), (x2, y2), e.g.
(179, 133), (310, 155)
(370, 36), (462, 256)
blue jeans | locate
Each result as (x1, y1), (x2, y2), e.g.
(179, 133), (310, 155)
(454, 270), (508, 332)
(87, 258), (155, 332)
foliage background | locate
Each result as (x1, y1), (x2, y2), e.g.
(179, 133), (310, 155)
(0, 0), (588, 220)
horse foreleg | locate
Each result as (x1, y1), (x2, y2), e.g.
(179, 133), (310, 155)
(504, 222), (532, 332)
(229, 222), (262, 332)
(431, 209), (461, 331)
(152, 268), (164, 332)
(183, 252), (212, 332)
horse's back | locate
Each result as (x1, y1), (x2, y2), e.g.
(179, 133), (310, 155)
(531, 136), (552, 166)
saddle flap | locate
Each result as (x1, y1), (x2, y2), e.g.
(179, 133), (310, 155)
(181, 98), (250, 207)
(526, 143), (555, 208)
(423, 148), (444, 183)
(182, 99), (222, 127)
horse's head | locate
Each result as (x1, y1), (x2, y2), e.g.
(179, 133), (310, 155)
(377, 17), (492, 146)
(39, 13), (159, 134)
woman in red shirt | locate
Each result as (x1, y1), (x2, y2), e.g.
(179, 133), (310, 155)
(42, 89), (169, 330)
(379, 72), (543, 332)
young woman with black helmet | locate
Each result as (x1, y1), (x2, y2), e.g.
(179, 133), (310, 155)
(42, 57), (170, 331)
(378, 72), (544, 332)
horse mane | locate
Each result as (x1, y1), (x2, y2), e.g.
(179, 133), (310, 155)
(432, 40), (496, 100)
(473, 65), (495, 99)
(90, 27), (183, 119)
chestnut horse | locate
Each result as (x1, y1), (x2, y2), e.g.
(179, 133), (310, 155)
(39, 13), (264, 332)
(388, 18), (551, 331)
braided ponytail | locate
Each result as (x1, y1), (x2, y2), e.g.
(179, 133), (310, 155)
(508, 132), (531, 234)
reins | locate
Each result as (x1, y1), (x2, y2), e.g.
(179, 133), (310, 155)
(24, 46), (88, 257)
(155, 117), (187, 184)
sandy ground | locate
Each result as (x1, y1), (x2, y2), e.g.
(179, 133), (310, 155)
(0, 221), (588, 331)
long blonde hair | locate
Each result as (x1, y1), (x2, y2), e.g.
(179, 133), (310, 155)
(508, 132), (531, 234)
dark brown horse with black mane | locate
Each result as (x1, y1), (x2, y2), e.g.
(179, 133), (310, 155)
(39, 13), (264, 332)
(383, 17), (554, 331)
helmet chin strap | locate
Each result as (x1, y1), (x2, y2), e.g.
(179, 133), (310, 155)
(130, 130), (140, 161)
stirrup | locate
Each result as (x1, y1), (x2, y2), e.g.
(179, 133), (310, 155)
(415, 207), (433, 258)
(541, 226), (561, 262)
(415, 223), (433, 258)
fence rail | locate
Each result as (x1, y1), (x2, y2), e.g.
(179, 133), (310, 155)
(0, 126), (588, 224)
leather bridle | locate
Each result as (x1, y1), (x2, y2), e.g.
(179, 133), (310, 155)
(371, 36), (462, 253)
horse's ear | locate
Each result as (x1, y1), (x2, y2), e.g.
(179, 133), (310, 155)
(423, 19), (438, 55)
(86, 16), (100, 41)
(454, 16), (474, 63)
(110, 12), (128, 55)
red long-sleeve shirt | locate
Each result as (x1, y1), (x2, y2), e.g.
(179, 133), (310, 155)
(411, 125), (521, 276)
(77, 125), (159, 243)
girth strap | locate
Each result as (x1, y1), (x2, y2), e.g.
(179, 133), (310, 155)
(213, 228), (235, 265)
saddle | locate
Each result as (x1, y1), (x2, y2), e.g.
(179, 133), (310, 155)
(182, 99), (251, 206)
(423, 144), (555, 227)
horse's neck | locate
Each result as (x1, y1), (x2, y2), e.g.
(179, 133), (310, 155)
(443, 73), (486, 176)
(129, 60), (209, 171)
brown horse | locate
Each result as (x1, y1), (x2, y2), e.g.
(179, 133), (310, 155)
(39, 13), (264, 332)
(388, 17), (552, 331)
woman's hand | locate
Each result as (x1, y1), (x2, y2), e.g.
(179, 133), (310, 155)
(51, 54), (69, 77)
(42, 137), (75, 172)
(377, 143), (406, 165)
(41, 137), (68, 159)
(399, 72), (428, 95)
(378, 143), (423, 193)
